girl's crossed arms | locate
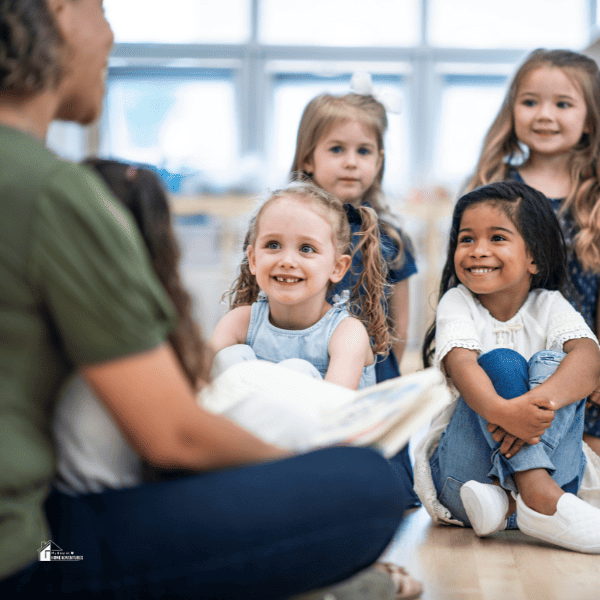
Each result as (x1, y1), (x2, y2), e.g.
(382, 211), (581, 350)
(417, 181), (600, 554)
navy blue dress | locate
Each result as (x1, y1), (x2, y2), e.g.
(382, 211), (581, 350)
(329, 203), (420, 505)
(509, 170), (600, 437)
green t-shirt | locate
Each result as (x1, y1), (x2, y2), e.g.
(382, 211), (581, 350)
(0, 125), (177, 578)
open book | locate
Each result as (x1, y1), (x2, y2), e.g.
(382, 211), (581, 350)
(198, 360), (452, 458)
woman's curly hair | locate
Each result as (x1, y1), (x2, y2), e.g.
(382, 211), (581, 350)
(0, 0), (65, 94)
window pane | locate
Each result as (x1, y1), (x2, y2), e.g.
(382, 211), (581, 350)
(46, 122), (87, 161)
(260, 0), (420, 46)
(104, 0), (251, 44)
(433, 77), (507, 187)
(102, 73), (238, 191)
(429, 0), (589, 48)
(267, 74), (409, 196)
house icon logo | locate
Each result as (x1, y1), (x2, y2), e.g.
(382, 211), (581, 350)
(38, 540), (83, 562)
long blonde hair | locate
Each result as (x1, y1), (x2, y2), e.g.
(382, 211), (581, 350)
(468, 48), (600, 272)
(225, 182), (391, 355)
(289, 92), (405, 270)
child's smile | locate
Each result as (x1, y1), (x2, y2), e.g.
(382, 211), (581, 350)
(514, 66), (588, 161)
(247, 197), (350, 328)
(273, 276), (302, 283)
(454, 202), (538, 321)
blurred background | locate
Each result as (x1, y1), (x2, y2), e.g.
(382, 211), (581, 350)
(49, 0), (600, 361)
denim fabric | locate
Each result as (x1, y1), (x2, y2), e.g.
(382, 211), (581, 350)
(430, 348), (586, 529)
(0, 447), (407, 600)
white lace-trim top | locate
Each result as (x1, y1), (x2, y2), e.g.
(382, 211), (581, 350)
(414, 284), (600, 525)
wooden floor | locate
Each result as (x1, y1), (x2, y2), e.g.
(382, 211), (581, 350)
(386, 352), (600, 599)
(383, 506), (600, 600)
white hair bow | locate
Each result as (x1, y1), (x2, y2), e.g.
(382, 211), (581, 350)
(350, 71), (402, 114)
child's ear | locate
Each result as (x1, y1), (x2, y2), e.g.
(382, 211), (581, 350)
(330, 254), (352, 283)
(247, 244), (257, 275)
(302, 154), (314, 175)
(527, 255), (539, 275)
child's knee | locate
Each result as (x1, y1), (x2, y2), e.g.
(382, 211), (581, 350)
(478, 348), (526, 372)
(477, 348), (528, 397)
(528, 350), (566, 386)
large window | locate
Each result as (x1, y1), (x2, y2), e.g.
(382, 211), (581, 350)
(104, 0), (251, 44)
(429, 0), (589, 48)
(259, 0), (420, 46)
(85, 0), (597, 195)
(433, 73), (508, 187)
(101, 70), (239, 192)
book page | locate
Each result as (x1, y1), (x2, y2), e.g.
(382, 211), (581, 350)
(199, 360), (451, 454)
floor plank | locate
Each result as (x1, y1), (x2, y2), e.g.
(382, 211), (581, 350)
(383, 506), (600, 600)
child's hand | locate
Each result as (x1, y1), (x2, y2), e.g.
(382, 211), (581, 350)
(494, 393), (555, 445)
(486, 423), (527, 458)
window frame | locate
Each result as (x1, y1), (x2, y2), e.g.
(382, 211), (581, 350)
(88, 0), (598, 195)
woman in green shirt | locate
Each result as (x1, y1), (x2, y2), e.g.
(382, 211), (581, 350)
(0, 2), (415, 599)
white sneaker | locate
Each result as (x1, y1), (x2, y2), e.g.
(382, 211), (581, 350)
(460, 480), (509, 537)
(516, 493), (600, 554)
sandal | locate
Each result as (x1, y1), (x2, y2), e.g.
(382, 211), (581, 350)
(376, 562), (423, 600)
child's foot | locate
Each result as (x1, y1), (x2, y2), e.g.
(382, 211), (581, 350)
(516, 493), (600, 553)
(375, 562), (423, 600)
(460, 480), (508, 537)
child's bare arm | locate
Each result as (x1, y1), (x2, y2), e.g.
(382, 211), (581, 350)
(208, 306), (252, 354)
(388, 280), (409, 365)
(487, 338), (600, 456)
(526, 337), (600, 409)
(444, 347), (554, 444)
(326, 317), (374, 390)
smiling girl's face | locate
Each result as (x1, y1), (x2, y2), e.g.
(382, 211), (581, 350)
(454, 201), (538, 320)
(513, 65), (588, 161)
(247, 197), (350, 316)
(302, 119), (383, 206)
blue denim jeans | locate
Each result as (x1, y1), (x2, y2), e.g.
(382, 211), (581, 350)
(0, 447), (407, 599)
(430, 348), (586, 529)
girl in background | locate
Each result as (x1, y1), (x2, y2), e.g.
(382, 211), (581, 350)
(288, 75), (420, 503)
(467, 49), (600, 453)
(54, 158), (207, 493)
(211, 182), (389, 391)
(417, 181), (600, 553)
